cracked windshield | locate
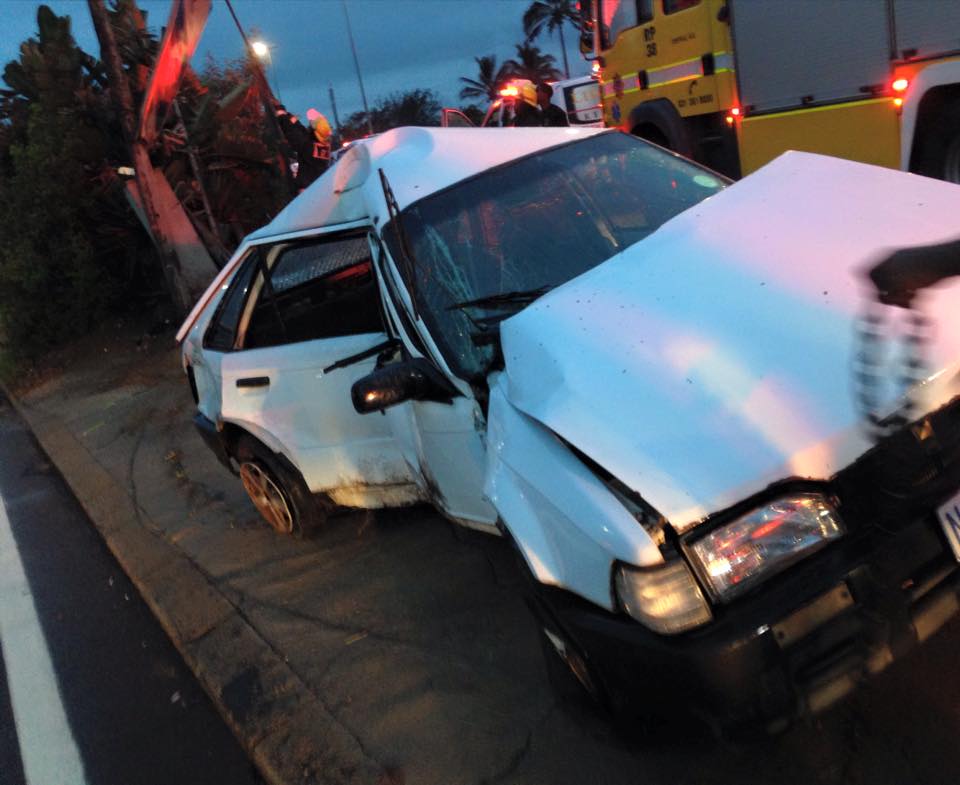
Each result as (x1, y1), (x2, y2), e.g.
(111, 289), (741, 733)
(391, 133), (723, 378)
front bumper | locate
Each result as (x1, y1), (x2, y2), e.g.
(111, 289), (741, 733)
(531, 495), (960, 731)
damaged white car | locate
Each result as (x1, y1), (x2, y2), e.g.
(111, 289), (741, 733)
(178, 127), (960, 731)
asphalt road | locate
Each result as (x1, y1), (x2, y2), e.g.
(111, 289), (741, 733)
(0, 396), (262, 785)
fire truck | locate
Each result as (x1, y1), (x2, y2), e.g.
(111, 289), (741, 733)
(581, 0), (960, 182)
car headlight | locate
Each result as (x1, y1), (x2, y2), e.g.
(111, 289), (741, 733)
(615, 561), (713, 634)
(689, 492), (844, 602)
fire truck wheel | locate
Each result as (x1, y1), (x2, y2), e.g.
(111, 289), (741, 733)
(942, 131), (960, 185)
(914, 99), (960, 184)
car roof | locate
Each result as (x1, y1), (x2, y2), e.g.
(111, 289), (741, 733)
(178, 125), (609, 343)
(249, 125), (608, 241)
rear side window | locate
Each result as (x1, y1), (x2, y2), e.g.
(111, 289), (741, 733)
(203, 250), (260, 351)
(243, 234), (382, 349)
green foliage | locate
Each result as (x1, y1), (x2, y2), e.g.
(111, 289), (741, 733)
(522, 0), (580, 78)
(0, 2), (287, 364)
(459, 55), (515, 102)
(0, 105), (124, 358)
(162, 55), (290, 249)
(0, 5), (152, 362)
(339, 88), (443, 141)
(503, 42), (562, 84)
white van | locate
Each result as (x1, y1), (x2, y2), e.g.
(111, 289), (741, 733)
(550, 75), (603, 127)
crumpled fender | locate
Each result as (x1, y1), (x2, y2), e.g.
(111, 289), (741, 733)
(483, 374), (663, 610)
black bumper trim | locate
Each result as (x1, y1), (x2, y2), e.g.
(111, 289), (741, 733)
(530, 512), (960, 730)
(192, 413), (234, 473)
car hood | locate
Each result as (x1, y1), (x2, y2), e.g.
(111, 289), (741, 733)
(499, 152), (960, 531)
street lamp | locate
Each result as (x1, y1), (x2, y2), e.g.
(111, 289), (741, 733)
(250, 39), (281, 101)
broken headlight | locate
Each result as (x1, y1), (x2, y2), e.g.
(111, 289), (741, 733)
(615, 561), (712, 634)
(689, 492), (844, 602)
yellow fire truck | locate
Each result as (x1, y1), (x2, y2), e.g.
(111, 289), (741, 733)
(581, 0), (960, 182)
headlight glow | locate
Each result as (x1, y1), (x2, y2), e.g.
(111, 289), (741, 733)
(615, 560), (712, 634)
(690, 492), (843, 602)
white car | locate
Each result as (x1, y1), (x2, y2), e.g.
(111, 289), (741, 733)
(178, 126), (960, 731)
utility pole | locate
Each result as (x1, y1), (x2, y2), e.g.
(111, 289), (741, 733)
(224, 0), (294, 195)
(341, 0), (374, 136)
(328, 83), (342, 139)
(87, 0), (194, 313)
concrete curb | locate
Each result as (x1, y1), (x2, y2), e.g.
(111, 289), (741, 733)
(1, 384), (385, 785)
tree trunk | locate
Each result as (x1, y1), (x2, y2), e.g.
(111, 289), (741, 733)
(559, 24), (570, 79)
(87, 0), (213, 315)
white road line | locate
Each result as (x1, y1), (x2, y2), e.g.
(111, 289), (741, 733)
(0, 491), (88, 785)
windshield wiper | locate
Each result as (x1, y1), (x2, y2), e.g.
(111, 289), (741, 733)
(447, 286), (553, 312)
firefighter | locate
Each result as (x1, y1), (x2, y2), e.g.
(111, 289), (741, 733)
(536, 82), (569, 127)
(868, 238), (960, 308)
(510, 80), (542, 127)
(273, 103), (332, 190)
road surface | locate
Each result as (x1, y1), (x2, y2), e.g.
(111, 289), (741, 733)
(0, 396), (262, 785)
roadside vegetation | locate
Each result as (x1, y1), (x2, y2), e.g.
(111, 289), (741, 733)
(0, 0), (583, 381)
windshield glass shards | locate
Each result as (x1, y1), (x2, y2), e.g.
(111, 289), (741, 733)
(384, 132), (725, 380)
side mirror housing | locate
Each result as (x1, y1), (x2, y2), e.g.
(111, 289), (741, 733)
(351, 358), (459, 414)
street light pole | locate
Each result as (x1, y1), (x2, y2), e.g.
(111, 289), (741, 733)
(341, 0), (374, 136)
(328, 83), (342, 139)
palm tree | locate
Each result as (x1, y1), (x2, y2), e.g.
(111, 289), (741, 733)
(458, 55), (514, 102)
(503, 42), (562, 84)
(522, 0), (579, 79)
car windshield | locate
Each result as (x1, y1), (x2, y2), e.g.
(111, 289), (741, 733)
(387, 131), (726, 380)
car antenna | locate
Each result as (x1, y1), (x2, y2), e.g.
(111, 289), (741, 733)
(378, 168), (419, 320)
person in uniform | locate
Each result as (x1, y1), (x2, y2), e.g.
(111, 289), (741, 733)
(536, 82), (569, 127)
(274, 104), (332, 190)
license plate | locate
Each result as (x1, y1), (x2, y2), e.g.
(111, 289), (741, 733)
(937, 489), (960, 561)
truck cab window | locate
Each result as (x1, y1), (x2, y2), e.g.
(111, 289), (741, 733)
(662, 0), (699, 14)
(601, 0), (654, 50)
(242, 235), (382, 349)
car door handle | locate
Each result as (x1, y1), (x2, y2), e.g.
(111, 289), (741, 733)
(236, 376), (270, 389)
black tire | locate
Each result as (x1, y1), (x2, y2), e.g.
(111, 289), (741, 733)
(538, 623), (606, 713)
(233, 435), (329, 537)
(912, 99), (960, 184)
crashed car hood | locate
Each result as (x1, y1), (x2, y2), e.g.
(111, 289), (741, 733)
(499, 152), (960, 531)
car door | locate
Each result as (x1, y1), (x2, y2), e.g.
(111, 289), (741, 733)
(219, 228), (420, 508)
(440, 108), (475, 128)
(370, 233), (498, 531)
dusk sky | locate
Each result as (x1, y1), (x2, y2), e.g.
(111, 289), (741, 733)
(0, 0), (590, 123)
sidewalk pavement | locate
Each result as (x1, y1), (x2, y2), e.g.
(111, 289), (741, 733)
(6, 329), (960, 785)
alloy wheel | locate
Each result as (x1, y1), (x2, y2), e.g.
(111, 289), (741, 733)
(239, 461), (294, 534)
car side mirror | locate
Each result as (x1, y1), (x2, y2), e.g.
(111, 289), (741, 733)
(351, 358), (459, 413)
